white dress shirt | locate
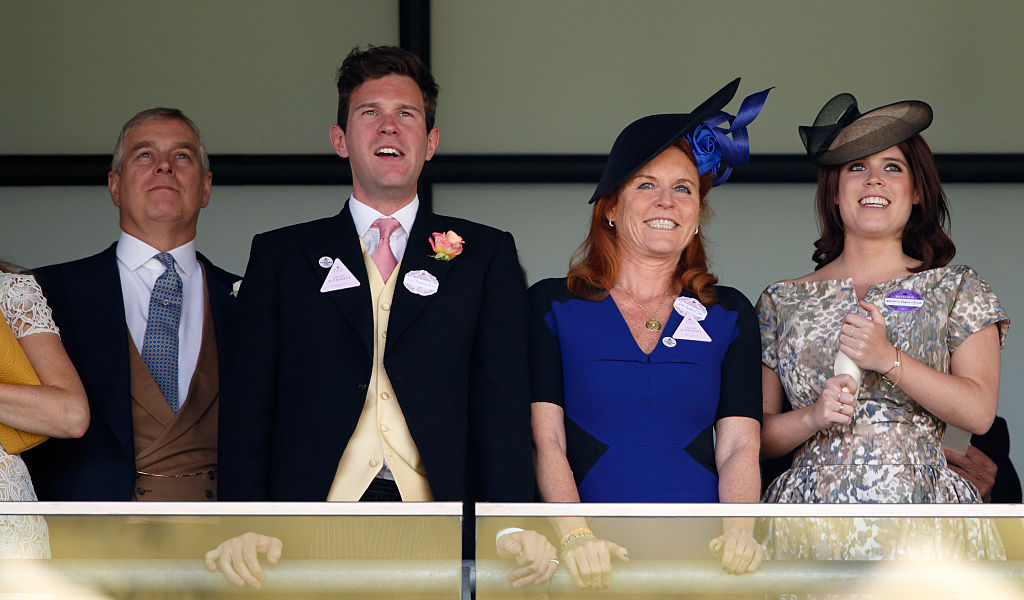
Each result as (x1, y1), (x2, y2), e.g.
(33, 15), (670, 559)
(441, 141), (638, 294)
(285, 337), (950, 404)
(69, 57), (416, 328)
(116, 231), (205, 408)
(348, 195), (419, 261)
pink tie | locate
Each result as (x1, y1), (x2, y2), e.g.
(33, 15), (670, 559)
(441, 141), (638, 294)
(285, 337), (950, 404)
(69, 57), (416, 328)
(371, 217), (401, 282)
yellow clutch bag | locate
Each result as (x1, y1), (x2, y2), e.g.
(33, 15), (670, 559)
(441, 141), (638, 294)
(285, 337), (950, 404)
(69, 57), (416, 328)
(0, 318), (49, 454)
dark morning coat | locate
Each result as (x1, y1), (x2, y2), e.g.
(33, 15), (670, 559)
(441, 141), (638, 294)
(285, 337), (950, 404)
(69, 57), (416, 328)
(218, 200), (535, 502)
(24, 244), (237, 500)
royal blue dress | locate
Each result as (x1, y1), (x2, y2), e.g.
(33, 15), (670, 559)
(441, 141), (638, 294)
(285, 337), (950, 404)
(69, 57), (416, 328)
(530, 279), (762, 502)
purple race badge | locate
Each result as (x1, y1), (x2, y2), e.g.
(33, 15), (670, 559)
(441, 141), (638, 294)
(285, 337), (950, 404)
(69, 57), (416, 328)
(884, 289), (924, 312)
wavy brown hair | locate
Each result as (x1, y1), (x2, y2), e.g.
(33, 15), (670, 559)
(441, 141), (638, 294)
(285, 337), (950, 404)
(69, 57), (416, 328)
(812, 134), (955, 271)
(567, 140), (719, 304)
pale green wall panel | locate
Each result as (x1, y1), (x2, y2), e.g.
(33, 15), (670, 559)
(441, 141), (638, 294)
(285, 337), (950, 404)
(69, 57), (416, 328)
(432, 0), (1024, 154)
(0, 0), (397, 154)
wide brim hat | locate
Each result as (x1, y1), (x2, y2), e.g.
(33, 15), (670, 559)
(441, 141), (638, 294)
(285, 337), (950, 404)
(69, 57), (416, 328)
(799, 93), (932, 167)
(588, 79), (741, 204)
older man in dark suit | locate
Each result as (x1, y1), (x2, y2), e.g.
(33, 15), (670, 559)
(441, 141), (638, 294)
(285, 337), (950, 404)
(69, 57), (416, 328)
(26, 107), (237, 503)
(218, 46), (534, 504)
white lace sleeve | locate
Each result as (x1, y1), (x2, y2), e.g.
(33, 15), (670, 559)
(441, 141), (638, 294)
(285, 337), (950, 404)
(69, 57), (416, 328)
(0, 272), (60, 338)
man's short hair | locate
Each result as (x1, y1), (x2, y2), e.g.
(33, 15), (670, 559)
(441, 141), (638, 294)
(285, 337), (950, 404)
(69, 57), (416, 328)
(110, 107), (210, 174)
(336, 45), (439, 132)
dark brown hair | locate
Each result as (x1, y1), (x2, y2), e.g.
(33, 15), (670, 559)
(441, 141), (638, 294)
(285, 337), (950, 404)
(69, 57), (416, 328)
(336, 46), (439, 132)
(567, 140), (719, 303)
(811, 134), (955, 271)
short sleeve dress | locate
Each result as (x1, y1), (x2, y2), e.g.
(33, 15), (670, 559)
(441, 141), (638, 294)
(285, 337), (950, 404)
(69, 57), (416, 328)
(530, 279), (762, 502)
(757, 265), (1008, 560)
(0, 272), (55, 558)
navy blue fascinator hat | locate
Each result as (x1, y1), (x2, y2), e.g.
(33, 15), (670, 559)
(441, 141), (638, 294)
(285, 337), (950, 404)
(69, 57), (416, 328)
(588, 78), (771, 204)
(799, 93), (932, 167)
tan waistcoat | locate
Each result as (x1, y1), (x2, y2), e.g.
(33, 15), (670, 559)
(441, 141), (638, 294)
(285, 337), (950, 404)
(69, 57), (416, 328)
(129, 278), (218, 501)
(326, 245), (431, 501)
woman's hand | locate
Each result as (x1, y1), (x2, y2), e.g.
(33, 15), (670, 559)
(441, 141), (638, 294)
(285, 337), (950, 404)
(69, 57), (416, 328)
(838, 301), (895, 373)
(709, 528), (763, 574)
(496, 529), (559, 588)
(807, 374), (858, 430)
(560, 536), (629, 590)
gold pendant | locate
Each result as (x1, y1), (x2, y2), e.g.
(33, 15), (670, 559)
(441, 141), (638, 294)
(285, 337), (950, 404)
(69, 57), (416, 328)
(645, 319), (661, 331)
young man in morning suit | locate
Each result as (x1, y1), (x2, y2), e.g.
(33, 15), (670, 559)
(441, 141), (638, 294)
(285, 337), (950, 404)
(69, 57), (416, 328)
(26, 108), (237, 505)
(218, 46), (534, 504)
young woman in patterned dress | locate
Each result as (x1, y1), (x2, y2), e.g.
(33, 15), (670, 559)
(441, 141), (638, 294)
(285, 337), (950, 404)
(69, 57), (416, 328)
(757, 95), (1008, 560)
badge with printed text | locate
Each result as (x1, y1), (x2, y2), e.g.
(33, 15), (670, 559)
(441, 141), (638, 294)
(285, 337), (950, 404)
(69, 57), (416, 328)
(318, 256), (335, 268)
(673, 296), (708, 321)
(884, 288), (924, 312)
(403, 270), (439, 296)
(320, 259), (360, 292)
(672, 314), (712, 342)
(662, 336), (677, 348)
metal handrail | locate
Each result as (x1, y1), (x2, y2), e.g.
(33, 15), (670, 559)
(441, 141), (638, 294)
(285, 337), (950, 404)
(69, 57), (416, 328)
(3, 559), (1024, 596)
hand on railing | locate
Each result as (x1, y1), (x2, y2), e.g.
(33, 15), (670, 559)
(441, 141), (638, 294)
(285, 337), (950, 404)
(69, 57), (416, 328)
(496, 529), (559, 588)
(559, 535), (629, 589)
(205, 531), (284, 590)
(709, 527), (762, 574)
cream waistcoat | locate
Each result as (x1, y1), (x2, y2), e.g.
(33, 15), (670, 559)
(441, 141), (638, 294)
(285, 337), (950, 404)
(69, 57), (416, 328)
(327, 245), (431, 501)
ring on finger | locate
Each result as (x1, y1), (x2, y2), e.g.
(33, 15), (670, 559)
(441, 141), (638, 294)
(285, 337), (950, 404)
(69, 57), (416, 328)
(549, 558), (560, 566)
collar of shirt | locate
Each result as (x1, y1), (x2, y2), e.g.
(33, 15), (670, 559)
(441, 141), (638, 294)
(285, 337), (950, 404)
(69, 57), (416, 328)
(115, 231), (199, 279)
(348, 195), (418, 261)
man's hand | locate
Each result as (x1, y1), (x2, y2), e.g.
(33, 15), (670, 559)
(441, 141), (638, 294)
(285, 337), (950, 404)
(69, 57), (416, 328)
(945, 445), (998, 502)
(496, 530), (559, 588)
(205, 532), (283, 589)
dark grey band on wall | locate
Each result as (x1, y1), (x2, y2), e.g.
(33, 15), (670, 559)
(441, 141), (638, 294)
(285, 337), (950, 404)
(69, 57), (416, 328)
(1, 154), (1022, 187)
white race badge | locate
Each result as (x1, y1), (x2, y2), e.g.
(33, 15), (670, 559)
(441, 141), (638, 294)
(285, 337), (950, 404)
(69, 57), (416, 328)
(673, 296), (708, 321)
(318, 256), (334, 268)
(403, 270), (440, 296)
(662, 336), (677, 348)
(320, 259), (360, 292)
(672, 314), (712, 343)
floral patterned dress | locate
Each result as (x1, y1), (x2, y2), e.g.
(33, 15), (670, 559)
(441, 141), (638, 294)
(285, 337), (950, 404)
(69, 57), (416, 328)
(757, 265), (1008, 560)
(0, 272), (54, 559)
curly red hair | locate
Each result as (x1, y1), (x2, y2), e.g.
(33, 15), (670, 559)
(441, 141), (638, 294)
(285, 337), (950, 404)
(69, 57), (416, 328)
(567, 140), (719, 304)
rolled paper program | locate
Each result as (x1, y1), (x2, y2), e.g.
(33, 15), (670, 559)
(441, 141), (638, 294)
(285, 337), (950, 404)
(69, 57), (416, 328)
(833, 350), (863, 399)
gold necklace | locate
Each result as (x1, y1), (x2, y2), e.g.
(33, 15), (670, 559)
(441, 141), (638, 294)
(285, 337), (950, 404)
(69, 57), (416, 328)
(615, 282), (671, 332)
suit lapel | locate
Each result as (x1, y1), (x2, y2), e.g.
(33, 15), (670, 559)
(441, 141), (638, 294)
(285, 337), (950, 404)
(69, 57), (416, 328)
(386, 207), (456, 345)
(198, 252), (233, 378)
(78, 245), (134, 457)
(301, 203), (374, 354)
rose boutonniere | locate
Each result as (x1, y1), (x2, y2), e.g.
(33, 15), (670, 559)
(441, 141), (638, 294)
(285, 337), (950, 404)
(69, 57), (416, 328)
(230, 280), (242, 297)
(429, 231), (464, 261)
(686, 123), (722, 176)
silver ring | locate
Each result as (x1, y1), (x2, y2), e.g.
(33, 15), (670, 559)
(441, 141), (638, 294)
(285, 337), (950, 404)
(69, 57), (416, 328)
(549, 558), (560, 566)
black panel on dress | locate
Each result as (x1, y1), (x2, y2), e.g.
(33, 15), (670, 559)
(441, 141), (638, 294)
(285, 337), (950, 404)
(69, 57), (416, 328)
(564, 415), (609, 488)
(685, 424), (718, 477)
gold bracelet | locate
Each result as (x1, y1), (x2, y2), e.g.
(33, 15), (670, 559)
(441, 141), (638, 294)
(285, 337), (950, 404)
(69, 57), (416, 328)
(559, 528), (595, 552)
(884, 348), (903, 388)
(881, 347), (901, 377)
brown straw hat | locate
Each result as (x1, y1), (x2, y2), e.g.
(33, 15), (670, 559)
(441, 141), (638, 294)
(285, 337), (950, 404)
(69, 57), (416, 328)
(799, 93), (932, 167)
